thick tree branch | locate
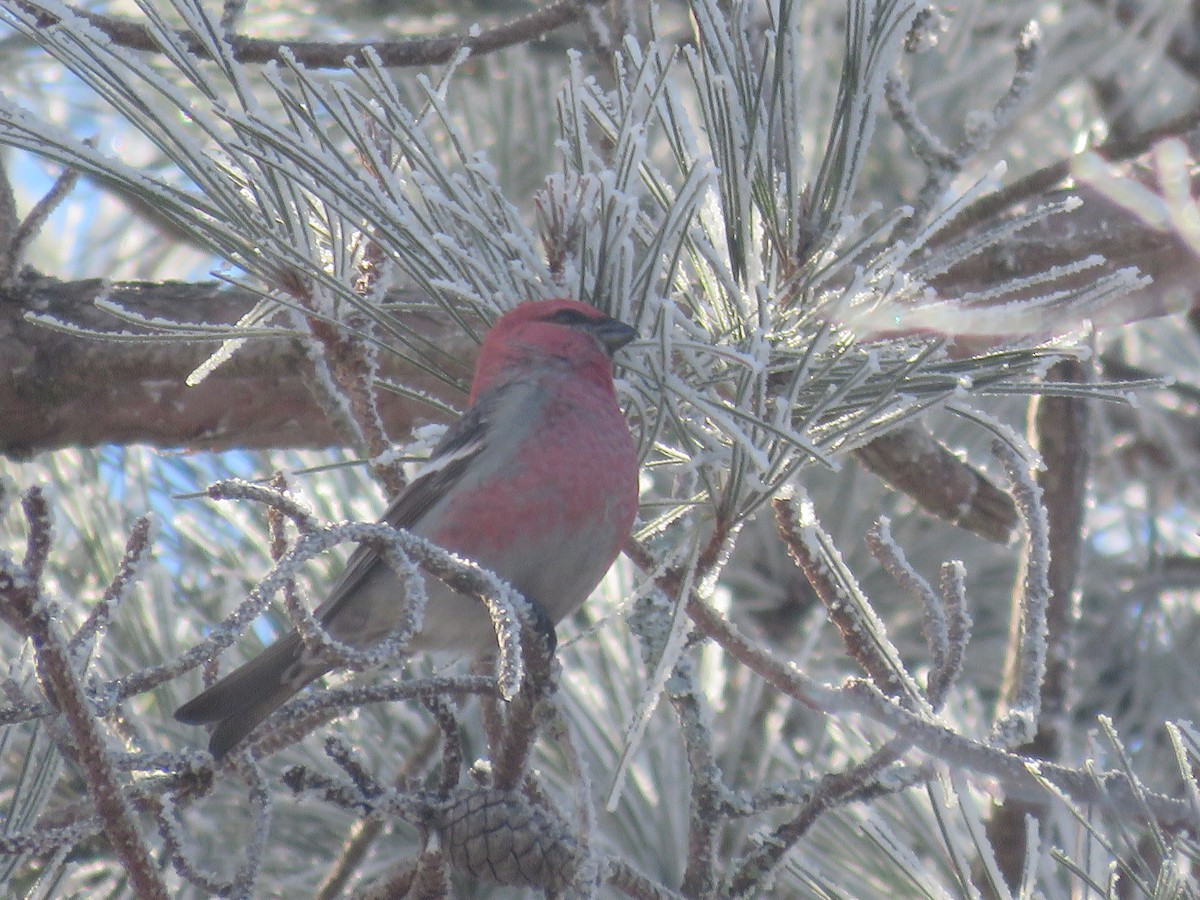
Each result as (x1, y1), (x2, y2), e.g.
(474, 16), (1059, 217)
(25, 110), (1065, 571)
(855, 425), (1018, 543)
(0, 273), (468, 456)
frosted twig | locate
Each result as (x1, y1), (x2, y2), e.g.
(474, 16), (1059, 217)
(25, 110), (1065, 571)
(726, 733), (915, 897)
(206, 478), (319, 532)
(227, 754), (272, 897)
(150, 795), (230, 894)
(629, 542), (1196, 832)
(883, 72), (956, 171)
(340, 138), (411, 496)
(1026, 359), (1089, 741)
(306, 313), (407, 497)
(0, 161), (80, 284)
(114, 520), (525, 714)
(492, 613), (559, 791)
(324, 736), (386, 801)
(263, 471), (307, 636)
(0, 816), (101, 854)
(19, 488), (51, 585)
(283, 542), (423, 675)
(603, 857), (688, 899)
(610, 515), (738, 811)
(889, 20), (1043, 232)
(932, 561), (971, 710)
(868, 517), (947, 678)
(316, 723), (445, 900)
(246, 675), (495, 760)
(992, 440), (1052, 748)
(0, 692), (50, 726)
(670, 650), (725, 897)
(984, 364), (1091, 889)
(867, 517), (970, 710)
(773, 495), (928, 711)
(544, 699), (599, 893)
(0, 489), (168, 899)
(69, 514), (153, 658)
(279, 765), (378, 816)
(938, 105), (1200, 248)
(420, 692), (463, 796)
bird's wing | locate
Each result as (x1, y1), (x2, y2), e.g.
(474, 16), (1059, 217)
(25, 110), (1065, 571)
(313, 391), (499, 622)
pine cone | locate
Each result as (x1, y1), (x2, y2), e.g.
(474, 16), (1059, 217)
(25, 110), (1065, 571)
(437, 788), (581, 891)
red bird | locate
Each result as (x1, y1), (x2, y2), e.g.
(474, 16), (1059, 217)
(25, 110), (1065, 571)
(176, 299), (640, 758)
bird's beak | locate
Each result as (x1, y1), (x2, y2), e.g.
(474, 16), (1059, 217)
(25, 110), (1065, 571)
(589, 317), (638, 356)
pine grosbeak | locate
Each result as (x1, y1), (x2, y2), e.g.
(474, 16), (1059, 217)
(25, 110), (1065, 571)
(176, 299), (640, 758)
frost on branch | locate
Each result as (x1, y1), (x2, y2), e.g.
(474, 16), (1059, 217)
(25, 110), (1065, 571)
(2, 0), (1199, 895)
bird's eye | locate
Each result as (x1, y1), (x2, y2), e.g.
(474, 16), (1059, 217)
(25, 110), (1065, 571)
(545, 308), (594, 327)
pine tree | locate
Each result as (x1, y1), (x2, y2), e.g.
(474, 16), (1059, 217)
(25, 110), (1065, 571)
(1, 1), (1199, 896)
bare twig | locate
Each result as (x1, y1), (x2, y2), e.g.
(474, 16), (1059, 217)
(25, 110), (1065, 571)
(0, 163), (81, 284)
(16, 0), (607, 70)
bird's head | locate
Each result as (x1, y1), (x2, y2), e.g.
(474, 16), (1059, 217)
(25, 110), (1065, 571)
(469, 299), (637, 402)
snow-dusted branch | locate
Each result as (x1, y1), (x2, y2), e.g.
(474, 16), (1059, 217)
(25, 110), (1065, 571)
(0, 489), (168, 899)
(887, 20), (1042, 232)
(992, 440), (1052, 748)
(726, 734), (915, 897)
(625, 537), (1198, 834)
(669, 650), (726, 897)
(17, 0), (608, 70)
(773, 495), (928, 709)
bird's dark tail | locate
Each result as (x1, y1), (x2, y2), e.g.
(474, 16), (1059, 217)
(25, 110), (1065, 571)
(174, 631), (327, 759)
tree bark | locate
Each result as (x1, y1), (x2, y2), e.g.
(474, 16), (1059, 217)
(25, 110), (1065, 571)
(0, 272), (469, 456)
